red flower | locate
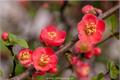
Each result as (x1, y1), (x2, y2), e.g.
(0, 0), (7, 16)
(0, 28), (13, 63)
(17, 49), (33, 68)
(48, 66), (58, 73)
(75, 62), (90, 77)
(32, 47), (58, 72)
(40, 25), (66, 46)
(1, 32), (8, 41)
(85, 47), (101, 59)
(71, 57), (90, 77)
(82, 5), (95, 14)
(78, 14), (105, 44)
(74, 39), (93, 53)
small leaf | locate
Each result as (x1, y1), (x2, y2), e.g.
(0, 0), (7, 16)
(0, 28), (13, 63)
(69, 75), (76, 80)
(110, 15), (117, 33)
(107, 61), (119, 79)
(92, 76), (97, 80)
(92, 73), (104, 80)
(8, 33), (29, 48)
(107, 15), (118, 39)
(15, 39), (29, 48)
(97, 73), (104, 80)
(36, 76), (45, 80)
(0, 39), (11, 56)
(15, 64), (25, 75)
(0, 69), (3, 77)
(8, 33), (17, 43)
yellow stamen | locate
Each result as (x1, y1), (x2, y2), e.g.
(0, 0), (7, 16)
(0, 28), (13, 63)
(48, 32), (57, 40)
(39, 54), (50, 66)
(20, 52), (30, 61)
(85, 22), (96, 35)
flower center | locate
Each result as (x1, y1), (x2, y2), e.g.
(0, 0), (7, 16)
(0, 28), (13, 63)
(39, 54), (50, 66)
(80, 43), (88, 52)
(48, 32), (57, 40)
(85, 22), (96, 35)
(20, 52), (30, 61)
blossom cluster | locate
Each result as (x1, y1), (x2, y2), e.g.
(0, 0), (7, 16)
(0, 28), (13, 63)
(72, 5), (105, 78)
(17, 26), (66, 76)
(70, 56), (90, 77)
(1, 4), (105, 78)
(1, 25), (66, 76)
(17, 47), (58, 76)
(75, 5), (105, 59)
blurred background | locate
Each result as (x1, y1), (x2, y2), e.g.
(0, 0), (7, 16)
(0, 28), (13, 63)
(0, 0), (119, 80)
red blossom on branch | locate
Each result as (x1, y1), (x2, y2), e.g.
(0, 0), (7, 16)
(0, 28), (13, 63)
(76, 62), (90, 77)
(17, 49), (33, 68)
(72, 60), (90, 78)
(32, 47), (58, 72)
(40, 25), (66, 46)
(78, 14), (105, 44)
(74, 39), (93, 53)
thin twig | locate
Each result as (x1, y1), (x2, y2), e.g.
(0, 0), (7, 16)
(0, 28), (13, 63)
(10, 66), (35, 80)
(98, 4), (120, 19)
(96, 32), (119, 46)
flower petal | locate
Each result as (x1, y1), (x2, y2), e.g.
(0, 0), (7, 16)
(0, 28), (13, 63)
(97, 20), (105, 32)
(82, 14), (97, 24)
(90, 31), (102, 44)
(77, 21), (86, 33)
(45, 25), (57, 32)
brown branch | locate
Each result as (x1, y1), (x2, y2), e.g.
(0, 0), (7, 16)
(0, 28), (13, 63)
(56, 35), (78, 55)
(96, 32), (119, 46)
(98, 4), (120, 19)
(9, 4), (120, 80)
(9, 66), (35, 80)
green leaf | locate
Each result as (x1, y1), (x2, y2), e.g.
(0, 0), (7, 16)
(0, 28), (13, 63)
(107, 15), (118, 39)
(8, 33), (17, 43)
(69, 75), (76, 80)
(0, 39), (11, 56)
(0, 39), (13, 74)
(92, 73), (104, 80)
(110, 15), (117, 33)
(107, 61), (119, 79)
(15, 64), (25, 75)
(36, 76), (45, 80)
(8, 33), (29, 48)
(15, 39), (29, 48)
(0, 69), (3, 77)
(97, 73), (104, 80)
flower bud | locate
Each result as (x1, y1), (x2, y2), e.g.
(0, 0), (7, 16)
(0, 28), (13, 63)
(1, 32), (8, 41)
(93, 47), (101, 56)
(82, 5), (95, 14)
